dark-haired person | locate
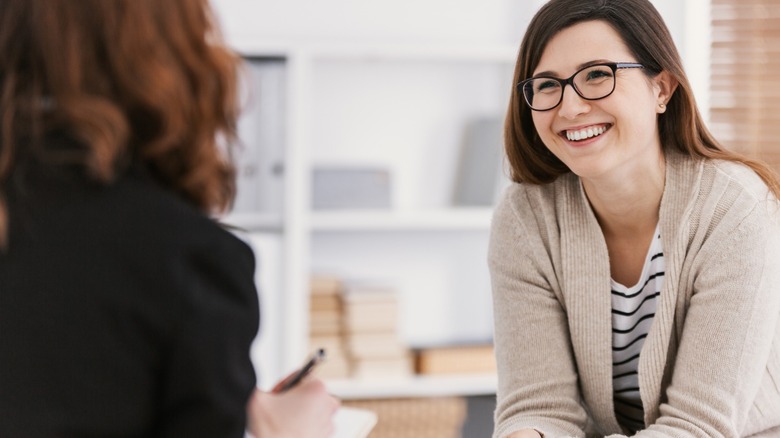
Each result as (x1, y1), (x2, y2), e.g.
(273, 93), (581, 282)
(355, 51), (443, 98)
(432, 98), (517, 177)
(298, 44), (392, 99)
(489, 0), (780, 436)
(0, 1), (337, 437)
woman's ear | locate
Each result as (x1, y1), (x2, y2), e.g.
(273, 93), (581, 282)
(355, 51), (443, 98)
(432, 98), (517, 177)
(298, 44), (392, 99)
(653, 71), (678, 114)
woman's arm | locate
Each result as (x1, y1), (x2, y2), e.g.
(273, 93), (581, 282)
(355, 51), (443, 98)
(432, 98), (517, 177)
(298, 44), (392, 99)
(489, 190), (588, 438)
(157, 232), (261, 437)
(621, 201), (780, 437)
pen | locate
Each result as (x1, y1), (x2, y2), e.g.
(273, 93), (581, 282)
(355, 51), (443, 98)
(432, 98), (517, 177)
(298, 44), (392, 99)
(272, 348), (326, 393)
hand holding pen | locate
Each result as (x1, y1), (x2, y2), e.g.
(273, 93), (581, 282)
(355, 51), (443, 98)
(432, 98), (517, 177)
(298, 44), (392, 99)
(272, 348), (326, 393)
(246, 348), (340, 438)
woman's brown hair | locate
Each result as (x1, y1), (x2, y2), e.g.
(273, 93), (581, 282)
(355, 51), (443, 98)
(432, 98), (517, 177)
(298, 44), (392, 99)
(506, 0), (780, 196)
(0, 0), (242, 243)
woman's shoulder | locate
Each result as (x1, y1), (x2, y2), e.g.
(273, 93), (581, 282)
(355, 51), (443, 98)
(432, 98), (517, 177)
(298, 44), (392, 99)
(491, 174), (580, 242)
(113, 169), (253, 260)
(10, 161), (255, 267)
(671, 154), (780, 241)
(495, 174), (577, 216)
(707, 158), (773, 201)
(92, 171), (258, 312)
(667, 151), (775, 209)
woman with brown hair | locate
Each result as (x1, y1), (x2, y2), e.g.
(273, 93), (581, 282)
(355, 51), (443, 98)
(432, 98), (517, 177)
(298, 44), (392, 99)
(0, 1), (337, 437)
(489, 0), (780, 436)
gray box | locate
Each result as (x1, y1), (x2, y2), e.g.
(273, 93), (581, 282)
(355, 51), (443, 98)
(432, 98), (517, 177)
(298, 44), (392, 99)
(312, 167), (392, 210)
(453, 117), (507, 206)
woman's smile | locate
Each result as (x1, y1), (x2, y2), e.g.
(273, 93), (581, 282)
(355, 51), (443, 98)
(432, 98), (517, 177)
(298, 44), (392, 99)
(561, 123), (610, 142)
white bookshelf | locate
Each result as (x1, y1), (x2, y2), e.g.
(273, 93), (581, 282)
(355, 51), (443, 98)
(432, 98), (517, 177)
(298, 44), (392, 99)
(227, 42), (512, 393)
(209, 0), (555, 399)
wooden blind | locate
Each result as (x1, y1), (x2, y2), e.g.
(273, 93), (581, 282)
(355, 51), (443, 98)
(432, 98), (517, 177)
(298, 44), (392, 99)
(710, 0), (780, 171)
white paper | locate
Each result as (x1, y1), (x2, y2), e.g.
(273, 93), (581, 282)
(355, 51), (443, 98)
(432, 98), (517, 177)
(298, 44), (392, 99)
(331, 406), (378, 438)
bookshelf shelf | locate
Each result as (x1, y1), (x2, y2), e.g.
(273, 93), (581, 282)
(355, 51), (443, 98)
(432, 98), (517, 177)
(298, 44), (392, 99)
(310, 208), (493, 232)
(325, 374), (498, 400)
(222, 212), (284, 232)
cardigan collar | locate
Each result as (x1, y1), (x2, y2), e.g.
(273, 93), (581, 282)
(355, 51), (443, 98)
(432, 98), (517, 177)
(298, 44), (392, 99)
(554, 149), (702, 433)
(641, 149), (701, 424)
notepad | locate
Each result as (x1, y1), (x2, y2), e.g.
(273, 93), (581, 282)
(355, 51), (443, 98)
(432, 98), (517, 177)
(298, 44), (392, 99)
(331, 406), (378, 438)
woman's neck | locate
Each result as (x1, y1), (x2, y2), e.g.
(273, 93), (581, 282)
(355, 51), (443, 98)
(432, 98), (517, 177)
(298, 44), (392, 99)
(582, 153), (666, 239)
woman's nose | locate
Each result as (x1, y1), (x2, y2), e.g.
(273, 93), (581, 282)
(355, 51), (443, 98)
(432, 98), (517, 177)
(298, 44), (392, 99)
(557, 84), (590, 119)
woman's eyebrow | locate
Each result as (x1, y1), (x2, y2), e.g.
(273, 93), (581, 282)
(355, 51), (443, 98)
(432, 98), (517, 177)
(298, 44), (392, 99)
(532, 59), (613, 78)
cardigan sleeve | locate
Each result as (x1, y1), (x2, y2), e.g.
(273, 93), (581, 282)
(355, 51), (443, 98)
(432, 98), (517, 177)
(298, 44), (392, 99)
(489, 188), (589, 438)
(613, 199), (780, 437)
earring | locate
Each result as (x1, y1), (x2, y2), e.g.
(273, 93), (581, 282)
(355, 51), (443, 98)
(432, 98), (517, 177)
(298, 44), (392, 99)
(658, 102), (666, 110)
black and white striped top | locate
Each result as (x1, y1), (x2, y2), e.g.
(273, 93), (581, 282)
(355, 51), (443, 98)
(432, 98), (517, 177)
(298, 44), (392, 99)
(611, 227), (664, 433)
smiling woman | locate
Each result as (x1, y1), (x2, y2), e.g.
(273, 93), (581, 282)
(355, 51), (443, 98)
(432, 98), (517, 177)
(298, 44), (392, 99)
(527, 20), (671, 185)
(489, 0), (780, 437)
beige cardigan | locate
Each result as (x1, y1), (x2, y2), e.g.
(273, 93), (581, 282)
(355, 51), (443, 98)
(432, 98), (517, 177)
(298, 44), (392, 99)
(489, 151), (780, 437)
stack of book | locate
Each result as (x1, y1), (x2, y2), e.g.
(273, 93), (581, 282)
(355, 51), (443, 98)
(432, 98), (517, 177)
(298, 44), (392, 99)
(309, 276), (351, 379)
(342, 282), (413, 380)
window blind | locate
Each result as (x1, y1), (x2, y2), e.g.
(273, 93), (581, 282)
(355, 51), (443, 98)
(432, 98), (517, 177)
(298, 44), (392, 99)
(710, 0), (780, 171)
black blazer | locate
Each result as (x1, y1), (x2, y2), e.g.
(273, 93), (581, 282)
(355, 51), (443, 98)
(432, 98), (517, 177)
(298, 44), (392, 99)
(0, 164), (259, 437)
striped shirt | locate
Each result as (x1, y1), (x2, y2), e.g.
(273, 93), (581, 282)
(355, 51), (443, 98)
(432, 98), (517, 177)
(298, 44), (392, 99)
(611, 227), (664, 433)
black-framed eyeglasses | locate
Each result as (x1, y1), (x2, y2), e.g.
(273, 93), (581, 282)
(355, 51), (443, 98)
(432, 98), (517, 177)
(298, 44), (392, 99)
(517, 62), (644, 111)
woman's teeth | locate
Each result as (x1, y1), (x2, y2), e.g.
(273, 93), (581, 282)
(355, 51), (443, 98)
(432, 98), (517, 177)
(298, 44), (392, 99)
(566, 125), (607, 141)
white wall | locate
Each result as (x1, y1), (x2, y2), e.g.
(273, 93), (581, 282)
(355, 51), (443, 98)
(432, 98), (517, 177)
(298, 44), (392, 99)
(211, 0), (532, 46)
(212, 0), (686, 50)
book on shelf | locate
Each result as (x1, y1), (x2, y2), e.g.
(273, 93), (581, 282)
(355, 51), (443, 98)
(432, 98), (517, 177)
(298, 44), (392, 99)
(346, 332), (408, 359)
(309, 310), (343, 336)
(310, 293), (343, 312)
(342, 283), (399, 332)
(351, 355), (415, 379)
(309, 276), (350, 379)
(342, 281), (411, 379)
(311, 276), (344, 296)
(413, 343), (496, 375)
(309, 276), (413, 380)
(309, 276), (345, 336)
(316, 352), (352, 380)
(309, 333), (351, 379)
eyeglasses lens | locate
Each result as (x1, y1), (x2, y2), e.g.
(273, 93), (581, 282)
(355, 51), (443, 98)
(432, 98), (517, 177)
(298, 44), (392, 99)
(523, 65), (616, 111)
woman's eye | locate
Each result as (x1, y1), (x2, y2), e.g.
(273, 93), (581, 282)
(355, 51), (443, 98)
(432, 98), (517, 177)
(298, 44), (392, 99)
(586, 69), (612, 81)
(536, 79), (560, 93)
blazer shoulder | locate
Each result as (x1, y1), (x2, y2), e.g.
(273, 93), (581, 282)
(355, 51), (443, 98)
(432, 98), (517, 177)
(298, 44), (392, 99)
(101, 172), (255, 264)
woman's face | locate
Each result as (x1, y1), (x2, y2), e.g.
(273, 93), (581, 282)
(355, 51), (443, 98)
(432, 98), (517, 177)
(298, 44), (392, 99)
(530, 20), (671, 182)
